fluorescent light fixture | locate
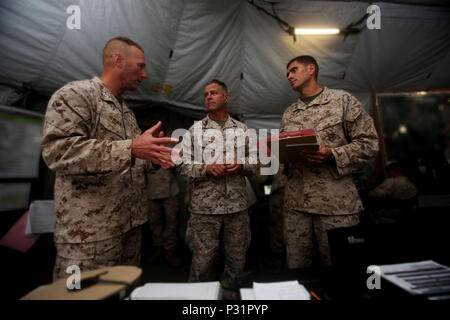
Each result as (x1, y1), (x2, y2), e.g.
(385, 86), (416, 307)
(295, 28), (340, 35)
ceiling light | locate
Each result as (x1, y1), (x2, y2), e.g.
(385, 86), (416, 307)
(295, 28), (340, 35)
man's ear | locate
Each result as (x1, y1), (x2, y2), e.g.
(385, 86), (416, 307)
(308, 64), (315, 76)
(113, 53), (125, 69)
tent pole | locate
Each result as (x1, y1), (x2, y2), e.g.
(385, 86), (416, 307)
(371, 91), (387, 187)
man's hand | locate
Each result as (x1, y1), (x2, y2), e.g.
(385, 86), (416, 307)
(225, 160), (243, 175)
(206, 163), (227, 177)
(300, 146), (332, 164)
(132, 121), (179, 168)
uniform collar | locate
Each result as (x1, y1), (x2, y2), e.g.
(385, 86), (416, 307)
(93, 77), (125, 110)
(204, 114), (237, 129)
(294, 86), (331, 111)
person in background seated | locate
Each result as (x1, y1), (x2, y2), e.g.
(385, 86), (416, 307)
(368, 162), (418, 224)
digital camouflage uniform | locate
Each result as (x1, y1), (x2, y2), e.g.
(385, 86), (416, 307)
(368, 176), (417, 200)
(179, 115), (258, 292)
(280, 87), (379, 268)
(368, 176), (418, 224)
(268, 165), (287, 254)
(147, 167), (180, 251)
(41, 77), (151, 280)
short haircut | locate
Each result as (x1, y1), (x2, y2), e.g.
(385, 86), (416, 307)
(205, 79), (228, 94)
(102, 36), (144, 64)
(286, 55), (319, 80)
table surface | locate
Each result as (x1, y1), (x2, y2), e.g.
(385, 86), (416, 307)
(21, 265), (142, 300)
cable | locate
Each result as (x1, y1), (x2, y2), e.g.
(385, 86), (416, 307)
(247, 0), (370, 41)
(247, 0), (296, 41)
(340, 13), (370, 39)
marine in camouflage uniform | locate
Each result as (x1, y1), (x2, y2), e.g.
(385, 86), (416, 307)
(147, 167), (180, 253)
(368, 163), (418, 224)
(41, 37), (176, 280)
(281, 56), (379, 269)
(179, 80), (258, 298)
(268, 165), (287, 255)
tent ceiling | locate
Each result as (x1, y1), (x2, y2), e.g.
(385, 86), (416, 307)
(0, 0), (449, 129)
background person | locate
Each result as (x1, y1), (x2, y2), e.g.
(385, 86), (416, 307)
(147, 167), (181, 266)
(368, 162), (418, 224)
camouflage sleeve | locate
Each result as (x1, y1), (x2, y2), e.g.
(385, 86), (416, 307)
(330, 95), (379, 176)
(280, 111), (289, 133)
(178, 127), (208, 179)
(41, 88), (133, 175)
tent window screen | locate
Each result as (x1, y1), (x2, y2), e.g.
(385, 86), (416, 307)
(0, 107), (43, 178)
(0, 106), (43, 211)
(376, 91), (450, 194)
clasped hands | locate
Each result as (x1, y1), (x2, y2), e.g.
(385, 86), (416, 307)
(206, 161), (243, 178)
(131, 121), (181, 169)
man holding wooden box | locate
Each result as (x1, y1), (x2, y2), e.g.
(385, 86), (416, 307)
(280, 55), (379, 269)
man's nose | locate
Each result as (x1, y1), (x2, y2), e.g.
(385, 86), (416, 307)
(142, 70), (148, 79)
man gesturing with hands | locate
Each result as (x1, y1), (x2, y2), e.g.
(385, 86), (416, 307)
(41, 36), (177, 279)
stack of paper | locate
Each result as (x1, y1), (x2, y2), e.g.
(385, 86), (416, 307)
(129, 281), (222, 300)
(379, 260), (450, 295)
(240, 280), (311, 300)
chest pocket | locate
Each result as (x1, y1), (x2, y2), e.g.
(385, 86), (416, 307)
(122, 111), (141, 138)
(315, 116), (347, 147)
(95, 100), (125, 140)
(98, 116), (125, 140)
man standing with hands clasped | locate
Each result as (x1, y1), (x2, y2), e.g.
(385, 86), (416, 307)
(179, 80), (258, 300)
(41, 36), (178, 280)
(280, 55), (379, 269)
